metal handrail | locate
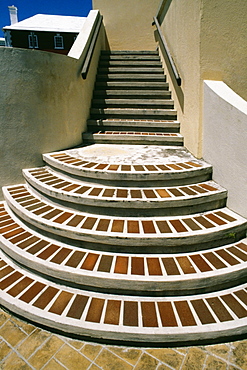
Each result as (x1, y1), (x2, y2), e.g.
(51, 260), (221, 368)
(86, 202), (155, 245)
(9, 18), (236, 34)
(81, 13), (103, 79)
(153, 16), (181, 86)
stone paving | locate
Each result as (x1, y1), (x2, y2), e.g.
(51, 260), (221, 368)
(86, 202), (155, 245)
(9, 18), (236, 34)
(1, 308), (247, 370)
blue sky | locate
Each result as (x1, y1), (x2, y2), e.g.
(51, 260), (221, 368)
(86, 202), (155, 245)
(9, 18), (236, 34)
(0, 0), (92, 37)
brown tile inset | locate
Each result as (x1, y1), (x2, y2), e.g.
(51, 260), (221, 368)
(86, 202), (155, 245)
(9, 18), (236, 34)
(191, 299), (216, 324)
(81, 217), (97, 230)
(7, 276), (33, 297)
(162, 258), (180, 275)
(205, 214), (226, 226)
(133, 165), (145, 171)
(111, 220), (124, 233)
(131, 257), (145, 275)
(0, 266), (14, 279)
(37, 244), (60, 260)
(227, 246), (247, 261)
(142, 221), (156, 234)
(33, 205), (53, 216)
(216, 250), (239, 266)
(89, 188), (103, 196)
(65, 251), (85, 268)
(114, 256), (128, 274)
(130, 190), (142, 198)
(33, 286), (59, 309)
(116, 189), (128, 198)
(141, 302), (158, 327)
(97, 255), (113, 273)
(147, 258), (162, 276)
(203, 252), (227, 269)
(194, 216), (214, 229)
(41, 209), (61, 220)
(50, 248), (71, 264)
(0, 271), (22, 290)
(96, 219), (110, 232)
(20, 282), (46, 303)
(215, 211), (236, 222)
(102, 189), (115, 197)
(108, 165), (119, 171)
(67, 294), (89, 319)
(190, 255), (212, 272)
(67, 215), (85, 227)
(158, 302), (178, 327)
(199, 183), (217, 191)
(18, 236), (40, 250)
(143, 190), (156, 198)
(49, 291), (73, 315)
(156, 189), (170, 198)
(27, 240), (49, 255)
(170, 220), (187, 233)
(156, 220), (172, 233)
(9, 231), (31, 244)
(168, 188), (184, 197)
(123, 301), (138, 326)
(221, 294), (247, 319)
(81, 253), (99, 271)
(235, 290), (247, 305)
(175, 301), (197, 326)
(86, 298), (105, 323)
(74, 186), (90, 195)
(53, 212), (73, 224)
(180, 187), (197, 196)
(176, 257), (196, 274)
(183, 219), (202, 231)
(104, 300), (121, 325)
(206, 297), (233, 322)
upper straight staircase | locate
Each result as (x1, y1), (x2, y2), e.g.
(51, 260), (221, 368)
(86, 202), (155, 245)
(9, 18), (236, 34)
(0, 50), (246, 345)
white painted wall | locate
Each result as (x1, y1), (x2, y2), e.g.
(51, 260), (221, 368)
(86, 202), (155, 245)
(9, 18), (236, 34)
(0, 10), (105, 199)
(203, 81), (247, 218)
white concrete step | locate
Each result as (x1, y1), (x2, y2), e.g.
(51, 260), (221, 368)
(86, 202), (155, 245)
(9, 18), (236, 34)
(87, 119), (180, 133)
(3, 184), (246, 253)
(23, 167), (227, 216)
(42, 145), (212, 186)
(95, 81), (169, 90)
(2, 202), (245, 296)
(98, 67), (164, 74)
(1, 249), (247, 344)
(82, 131), (183, 146)
(93, 90), (171, 99)
(96, 74), (166, 81)
(90, 108), (177, 120)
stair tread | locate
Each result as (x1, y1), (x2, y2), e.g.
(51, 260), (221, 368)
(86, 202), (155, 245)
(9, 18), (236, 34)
(1, 249), (247, 343)
(23, 167), (226, 212)
(1, 203), (246, 294)
(3, 184), (246, 250)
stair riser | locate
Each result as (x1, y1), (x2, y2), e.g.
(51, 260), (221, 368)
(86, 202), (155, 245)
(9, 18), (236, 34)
(97, 75), (166, 82)
(99, 61), (163, 67)
(93, 92), (172, 100)
(92, 103), (174, 110)
(97, 68), (164, 74)
(95, 82), (168, 90)
(82, 136), (183, 147)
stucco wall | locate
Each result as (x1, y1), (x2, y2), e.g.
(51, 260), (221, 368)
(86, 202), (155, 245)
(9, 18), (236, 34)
(93, 0), (160, 50)
(158, 0), (201, 157)
(0, 19), (105, 198)
(203, 81), (247, 218)
(158, 0), (247, 158)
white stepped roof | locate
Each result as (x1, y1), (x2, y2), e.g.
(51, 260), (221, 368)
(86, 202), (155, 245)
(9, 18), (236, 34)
(3, 14), (86, 33)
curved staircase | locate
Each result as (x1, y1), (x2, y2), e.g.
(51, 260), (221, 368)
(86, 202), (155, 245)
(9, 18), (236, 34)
(1, 50), (247, 345)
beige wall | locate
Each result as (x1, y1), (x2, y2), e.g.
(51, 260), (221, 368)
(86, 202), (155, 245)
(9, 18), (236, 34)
(158, 0), (202, 157)
(0, 23), (105, 198)
(93, 0), (160, 50)
(158, 0), (247, 157)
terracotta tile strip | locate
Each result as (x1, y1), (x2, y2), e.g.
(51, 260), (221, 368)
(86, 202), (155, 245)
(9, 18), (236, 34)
(158, 302), (178, 327)
(162, 258), (180, 275)
(131, 257), (145, 275)
(66, 251), (85, 268)
(203, 252), (227, 269)
(216, 250), (239, 266)
(27, 241), (50, 255)
(86, 298), (105, 323)
(175, 301), (197, 326)
(114, 256), (128, 274)
(67, 295), (89, 319)
(141, 302), (158, 327)
(227, 246), (247, 262)
(142, 220), (156, 234)
(0, 266), (14, 279)
(49, 291), (73, 315)
(147, 258), (162, 275)
(104, 300), (121, 325)
(81, 253), (99, 271)
(176, 257), (196, 274)
(0, 271), (22, 290)
(235, 290), (247, 306)
(221, 294), (247, 319)
(18, 236), (40, 250)
(190, 255), (212, 272)
(191, 299), (216, 324)
(37, 244), (60, 260)
(33, 286), (59, 309)
(206, 297), (233, 322)
(20, 282), (46, 303)
(123, 301), (138, 326)
(7, 277), (33, 297)
(97, 255), (113, 273)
